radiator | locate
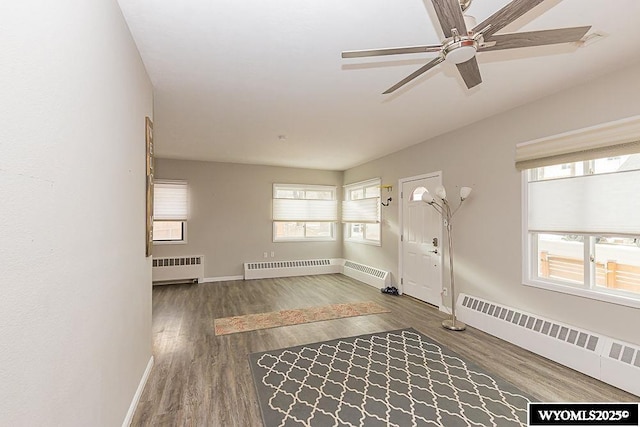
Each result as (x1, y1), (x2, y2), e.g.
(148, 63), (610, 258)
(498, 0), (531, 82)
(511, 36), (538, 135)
(343, 260), (391, 289)
(152, 255), (204, 284)
(456, 293), (639, 397)
(244, 258), (341, 280)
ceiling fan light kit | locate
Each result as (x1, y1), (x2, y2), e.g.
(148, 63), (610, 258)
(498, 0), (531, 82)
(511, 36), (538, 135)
(342, 0), (591, 93)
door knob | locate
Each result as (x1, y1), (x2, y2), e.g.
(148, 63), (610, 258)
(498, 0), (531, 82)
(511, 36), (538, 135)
(429, 249), (438, 254)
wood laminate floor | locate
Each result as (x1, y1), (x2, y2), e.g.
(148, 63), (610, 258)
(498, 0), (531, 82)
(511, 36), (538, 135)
(131, 274), (636, 426)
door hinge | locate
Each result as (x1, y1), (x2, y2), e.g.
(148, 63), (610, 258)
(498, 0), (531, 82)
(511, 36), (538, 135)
(401, 191), (403, 199)
(400, 278), (403, 285)
(400, 234), (403, 242)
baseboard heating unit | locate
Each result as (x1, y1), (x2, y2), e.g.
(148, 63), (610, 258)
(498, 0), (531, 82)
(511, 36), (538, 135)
(456, 293), (640, 397)
(152, 255), (204, 285)
(342, 260), (391, 289)
(244, 259), (342, 280)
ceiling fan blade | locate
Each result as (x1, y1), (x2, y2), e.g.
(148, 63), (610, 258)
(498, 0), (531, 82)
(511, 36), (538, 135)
(472, 0), (545, 39)
(383, 56), (444, 94)
(456, 57), (482, 89)
(342, 45), (443, 59)
(430, 0), (467, 38)
(479, 26), (591, 51)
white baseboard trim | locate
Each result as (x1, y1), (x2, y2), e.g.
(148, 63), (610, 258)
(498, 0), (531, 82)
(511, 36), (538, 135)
(122, 356), (154, 427)
(200, 275), (244, 283)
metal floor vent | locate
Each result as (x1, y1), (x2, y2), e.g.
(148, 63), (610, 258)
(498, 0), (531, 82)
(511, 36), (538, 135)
(608, 342), (640, 368)
(152, 256), (202, 268)
(343, 261), (387, 279)
(245, 259), (331, 270)
(461, 295), (599, 352)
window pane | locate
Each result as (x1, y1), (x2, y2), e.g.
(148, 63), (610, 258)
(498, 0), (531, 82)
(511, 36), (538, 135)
(594, 236), (640, 295)
(350, 189), (364, 200)
(153, 221), (183, 241)
(274, 222), (305, 238)
(411, 187), (428, 201)
(537, 233), (584, 285)
(274, 189), (296, 199)
(365, 186), (380, 198)
(365, 223), (380, 241)
(304, 190), (333, 200)
(531, 162), (585, 181)
(594, 153), (640, 174)
(350, 224), (363, 239)
(305, 222), (331, 238)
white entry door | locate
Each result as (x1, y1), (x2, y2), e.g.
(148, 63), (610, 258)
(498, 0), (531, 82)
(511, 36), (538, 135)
(400, 173), (443, 306)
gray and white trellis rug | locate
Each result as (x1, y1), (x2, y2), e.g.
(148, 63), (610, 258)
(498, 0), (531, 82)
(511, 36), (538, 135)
(249, 328), (533, 427)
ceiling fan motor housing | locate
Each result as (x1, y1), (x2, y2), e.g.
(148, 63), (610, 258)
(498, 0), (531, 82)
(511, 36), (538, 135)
(443, 38), (478, 64)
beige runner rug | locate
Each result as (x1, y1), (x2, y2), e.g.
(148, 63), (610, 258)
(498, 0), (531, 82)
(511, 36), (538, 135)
(214, 301), (390, 335)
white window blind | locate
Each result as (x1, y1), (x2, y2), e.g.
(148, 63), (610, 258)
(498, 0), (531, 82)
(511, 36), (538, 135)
(342, 199), (380, 223)
(272, 184), (337, 222)
(528, 170), (640, 235)
(272, 199), (337, 221)
(515, 115), (640, 170)
(342, 178), (381, 224)
(154, 180), (188, 221)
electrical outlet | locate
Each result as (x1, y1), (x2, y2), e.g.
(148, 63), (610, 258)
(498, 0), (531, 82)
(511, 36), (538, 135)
(442, 288), (448, 296)
(270, 251), (275, 258)
(263, 252), (268, 258)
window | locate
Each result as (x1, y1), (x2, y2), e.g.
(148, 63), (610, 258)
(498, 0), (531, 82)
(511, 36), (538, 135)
(272, 184), (337, 241)
(153, 180), (188, 244)
(411, 186), (428, 201)
(518, 116), (640, 307)
(343, 179), (381, 245)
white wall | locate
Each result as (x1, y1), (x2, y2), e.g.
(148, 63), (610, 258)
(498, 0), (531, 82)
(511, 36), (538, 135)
(0, 1), (153, 425)
(153, 159), (344, 278)
(344, 62), (640, 345)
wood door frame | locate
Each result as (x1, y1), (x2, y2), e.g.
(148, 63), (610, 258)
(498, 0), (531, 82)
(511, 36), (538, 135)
(398, 171), (445, 310)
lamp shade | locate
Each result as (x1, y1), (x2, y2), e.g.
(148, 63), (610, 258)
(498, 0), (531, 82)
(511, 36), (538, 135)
(421, 191), (434, 204)
(435, 185), (447, 200)
(460, 187), (472, 200)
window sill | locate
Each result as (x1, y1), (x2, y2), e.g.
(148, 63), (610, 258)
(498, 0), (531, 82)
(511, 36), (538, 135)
(153, 240), (187, 246)
(273, 238), (336, 243)
(523, 278), (640, 309)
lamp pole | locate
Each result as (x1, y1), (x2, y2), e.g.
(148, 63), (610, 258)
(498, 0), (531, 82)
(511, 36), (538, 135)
(422, 186), (471, 331)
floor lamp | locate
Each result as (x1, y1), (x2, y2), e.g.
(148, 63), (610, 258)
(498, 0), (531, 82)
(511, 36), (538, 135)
(421, 185), (472, 331)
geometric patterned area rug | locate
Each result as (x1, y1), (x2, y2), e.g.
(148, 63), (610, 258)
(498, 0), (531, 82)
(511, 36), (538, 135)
(249, 328), (533, 426)
(215, 301), (390, 336)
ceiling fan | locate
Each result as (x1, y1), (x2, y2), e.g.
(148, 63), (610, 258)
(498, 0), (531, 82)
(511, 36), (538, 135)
(342, 0), (591, 93)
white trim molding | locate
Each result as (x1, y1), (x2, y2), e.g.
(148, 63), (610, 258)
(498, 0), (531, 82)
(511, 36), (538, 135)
(122, 356), (154, 427)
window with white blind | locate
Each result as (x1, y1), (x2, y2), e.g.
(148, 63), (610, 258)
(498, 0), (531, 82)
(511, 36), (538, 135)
(153, 180), (188, 244)
(272, 184), (337, 241)
(343, 178), (381, 245)
(519, 116), (640, 307)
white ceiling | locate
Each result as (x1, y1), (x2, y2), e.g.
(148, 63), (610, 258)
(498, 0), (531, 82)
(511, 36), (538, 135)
(118, 0), (640, 171)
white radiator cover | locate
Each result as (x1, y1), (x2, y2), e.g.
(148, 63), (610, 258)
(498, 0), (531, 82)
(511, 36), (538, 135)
(457, 293), (640, 397)
(152, 255), (204, 284)
(342, 260), (391, 289)
(243, 259), (342, 280)
(243, 258), (390, 289)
